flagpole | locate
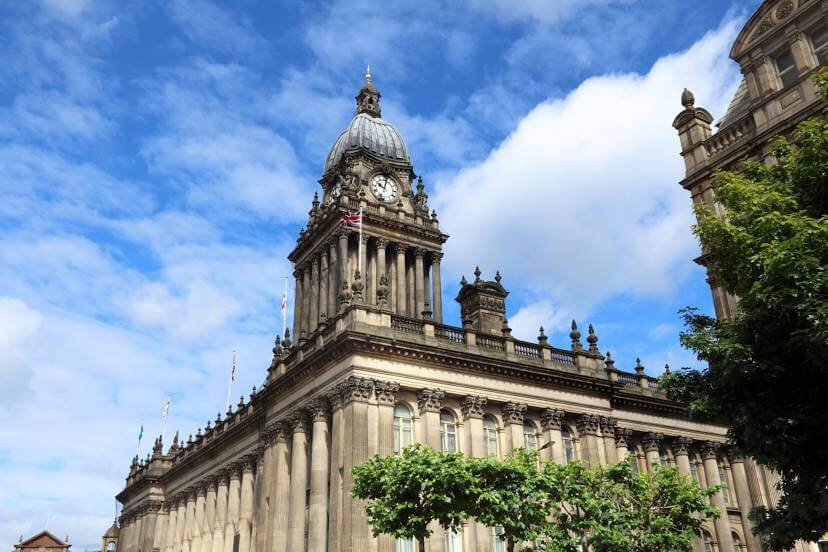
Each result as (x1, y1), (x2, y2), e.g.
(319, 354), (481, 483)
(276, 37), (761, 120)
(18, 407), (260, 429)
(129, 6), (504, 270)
(281, 276), (288, 337)
(358, 206), (363, 274)
(226, 350), (236, 411)
(161, 395), (171, 445)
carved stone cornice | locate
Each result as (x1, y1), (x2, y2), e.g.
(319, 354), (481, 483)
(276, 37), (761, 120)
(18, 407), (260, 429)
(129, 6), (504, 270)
(701, 440), (721, 460)
(540, 408), (565, 431)
(614, 427), (633, 448)
(338, 376), (373, 404)
(641, 432), (664, 453)
(670, 436), (693, 457)
(576, 413), (601, 436)
(373, 380), (400, 406)
(416, 388), (445, 414)
(460, 395), (487, 419)
(307, 398), (330, 422)
(501, 402), (527, 424)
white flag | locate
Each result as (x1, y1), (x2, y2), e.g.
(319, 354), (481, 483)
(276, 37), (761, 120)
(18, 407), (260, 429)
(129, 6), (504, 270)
(161, 395), (171, 419)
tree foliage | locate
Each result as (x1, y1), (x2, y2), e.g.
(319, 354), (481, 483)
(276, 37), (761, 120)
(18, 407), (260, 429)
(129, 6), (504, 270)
(662, 71), (828, 548)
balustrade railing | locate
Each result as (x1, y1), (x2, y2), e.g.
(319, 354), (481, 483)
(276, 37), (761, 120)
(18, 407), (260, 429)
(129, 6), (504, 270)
(435, 324), (464, 343)
(647, 378), (661, 391)
(617, 372), (638, 386)
(514, 340), (541, 359)
(477, 333), (506, 351)
(704, 116), (754, 157)
(550, 348), (576, 365)
(391, 315), (424, 335)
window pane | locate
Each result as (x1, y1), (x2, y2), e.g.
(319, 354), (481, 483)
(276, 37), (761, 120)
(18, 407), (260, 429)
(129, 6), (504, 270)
(689, 461), (698, 482)
(562, 429), (574, 464)
(628, 446), (639, 475)
(776, 50), (798, 88)
(395, 538), (413, 552)
(719, 467), (733, 504)
(813, 27), (828, 65)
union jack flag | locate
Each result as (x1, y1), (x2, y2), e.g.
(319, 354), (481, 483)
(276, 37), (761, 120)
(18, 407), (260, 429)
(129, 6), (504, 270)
(340, 210), (362, 228)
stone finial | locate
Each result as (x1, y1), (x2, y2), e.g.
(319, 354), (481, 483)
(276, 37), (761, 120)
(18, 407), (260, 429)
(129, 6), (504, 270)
(473, 266), (482, 283)
(339, 280), (352, 309)
(238, 395), (245, 409)
(501, 402), (527, 424)
(494, 270), (502, 284)
(540, 408), (564, 431)
(586, 323), (599, 353)
(501, 318), (512, 337)
(570, 320), (583, 351)
(460, 395), (487, 419)
(431, 209), (438, 222)
(634, 358), (645, 375)
(681, 88), (695, 108)
(416, 388), (445, 414)
(537, 326), (548, 345)
(460, 275), (467, 286)
(311, 191), (319, 214)
(282, 328), (292, 349)
(604, 350), (616, 371)
(153, 435), (163, 455)
(664, 363), (671, 375)
(422, 301), (432, 320)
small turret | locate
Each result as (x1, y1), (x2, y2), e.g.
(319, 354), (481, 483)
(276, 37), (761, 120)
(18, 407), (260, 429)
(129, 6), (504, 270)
(455, 267), (509, 335)
(355, 66), (381, 117)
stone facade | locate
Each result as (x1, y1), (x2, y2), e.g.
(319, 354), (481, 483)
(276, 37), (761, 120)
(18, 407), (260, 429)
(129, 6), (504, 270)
(14, 532), (72, 552)
(112, 25), (824, 550)
(673, 0), (827, 320)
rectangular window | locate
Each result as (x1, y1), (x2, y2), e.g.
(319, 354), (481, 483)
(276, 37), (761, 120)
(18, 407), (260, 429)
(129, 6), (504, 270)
(395, 538), (414, 552)
(719, 466), (733, 505)
(444, 530), (463, 552)
(776, 50), (798, 88)
(811, 27), (828, 65)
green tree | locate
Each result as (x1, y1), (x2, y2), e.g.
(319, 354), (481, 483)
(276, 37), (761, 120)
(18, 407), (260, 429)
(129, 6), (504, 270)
(662, 71), (828, 549)
(351, 444), (476, 552)
(469, 449), (553, 552)
(540, 460), (719, 552)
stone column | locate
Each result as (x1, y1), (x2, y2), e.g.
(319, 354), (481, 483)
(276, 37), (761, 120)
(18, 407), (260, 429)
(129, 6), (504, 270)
(461, 395), (488, 552)
(702, 442), (734, 552)
(671, 437), (704, 552)
(309, 255), (320, 330)
(729, 449), (762, 552)
(212, 475), (228, 552)
(269, 425), (291, 552)
(394, 244), (406, 316)
(375, 239), (388, 290)
(301, 263), (312, 339)
(431, 252), (443, 323)
(307, 399), (331, 552)
(327, 240), (338, 317)
(327, 390), (344, 552)
(338, 230), (350, 304)
(142, 505), (159, 552)
(599, 417), (618, 464)
(224, 466), (241, 552)
(367, 239), (376, 305)
(319, 251), (329, 323)
(165, 498), (179, 552)
(286, 413), (310, 552)
(238, 457), (255, 552)
(174, 495), (187, 552)
(414, 249), (425, 318)
(192, 487), (205, 552)
(374, 381), (400, 552)
(417, 388), (445, 552)
(541, 408), (565, 464)
(257, 435), (274, 552)
(501, 402), (527, 453)
(339, 377), (375, 552)
(184, 490), (197, 552)
(202, 479), (216, 552)
(576, 414), (602, 467)
(406, 256), (415, 317)
(642, 432), (664, 472)
(155, 505), (170, 552)
(359, 234), (368, 283)
(292, 269), (303, 341)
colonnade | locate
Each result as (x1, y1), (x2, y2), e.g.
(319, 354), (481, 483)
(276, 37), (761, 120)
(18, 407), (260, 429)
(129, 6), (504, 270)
(117, 379), (766, 552)
(292, 232), (443, 341)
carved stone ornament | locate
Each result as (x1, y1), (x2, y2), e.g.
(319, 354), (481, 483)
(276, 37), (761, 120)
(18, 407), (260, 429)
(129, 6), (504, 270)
(576, 413), (601, 436)
(670, 436), (693, 457)
(289, 411), (310, 434)
(326, 387), (343, 410)
(242, 454), (256, 472)
(501, 402), (527, 424)
(373, 380), (400, 406)
(540, 408), (565, 431)
(641, 432), (664, 452)
(416, 388), (445, 414)
(614, 427), (633, 448)
(460, 395), (487, 419)
(775, 0), (794, 19)
(700, 440), (721, 460)
(598, 416), (617, 434)
(307, 398), (330, 422)
(756, 18), (773, 36)
(339, 376), (374, 404)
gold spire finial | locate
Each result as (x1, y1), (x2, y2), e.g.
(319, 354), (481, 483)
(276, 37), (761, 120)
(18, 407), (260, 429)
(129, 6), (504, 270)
(365, 65), (372, 84)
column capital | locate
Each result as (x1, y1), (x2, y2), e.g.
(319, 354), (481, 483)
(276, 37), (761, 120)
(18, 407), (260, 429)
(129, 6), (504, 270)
(241, 454), (256, 473)
(614, 427), (633, 448)
(337, 228), (351, 239)
(273, 421), (290, 443)
(460, 395), (487, 419)
(430, 251), (443, 262)
(338, 376), (374, 405)
(501, 402), (527, 424)
(326, 386), (343, 410)
(392, 242), (407, 254)
(416, 388), (445, 414)
(227, 464), (242, 481)
(598, 416), (617, 434)
(375, 237), (389, 248)
(700, 440), (721, 460)
(307, 397), (330, 422)
(293, 267), (304, 278)
(289, 411), (310, 434)
(576, 413), (601, 436)
(540, 408), (565, 430)
(373, 380), (400, 406)
(727, 445), (746, 463)
(670, 436), (693, 457)
(641, 432), (664, 453)
(413, 248), (426, 259)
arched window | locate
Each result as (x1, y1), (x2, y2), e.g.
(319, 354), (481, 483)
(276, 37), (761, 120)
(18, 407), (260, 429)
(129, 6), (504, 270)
(395, 538), (414, 552)
(393, 404), (413, 455)
(732, 532), (743, 551)
(492, 527), (506, 552)
(483, 415), (499, 458)
(561, 427), (575, 464)
(523, 421), (538, 451)
(440, 410), (457, 452)
(702, 531), (714, 552)
(628, 445), (639, 475)
(444, 529), (463, 552)
(719, 466), (733, 505)
(106, 543), (115, 552)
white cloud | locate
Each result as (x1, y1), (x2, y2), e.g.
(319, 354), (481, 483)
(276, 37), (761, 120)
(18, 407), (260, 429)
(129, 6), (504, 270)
(0, 298), (43, 407)
(435, 20), (742, 328)
(466, 0), (633, 25)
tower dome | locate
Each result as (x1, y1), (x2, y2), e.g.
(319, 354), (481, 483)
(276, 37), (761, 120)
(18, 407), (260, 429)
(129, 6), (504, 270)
(323, 68), (410, 174)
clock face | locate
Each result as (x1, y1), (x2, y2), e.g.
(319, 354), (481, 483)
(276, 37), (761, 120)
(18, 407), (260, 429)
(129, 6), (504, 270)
(328, 182), (342, 204)
(371, 174), (398, 203)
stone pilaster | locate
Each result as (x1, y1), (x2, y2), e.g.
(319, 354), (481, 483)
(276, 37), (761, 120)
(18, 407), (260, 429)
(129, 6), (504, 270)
(319, 249), (329, 321)
(327, 390), (344, 552)
(394, 244), (406, 317)
(287, 413), (310, 552)
(576, 414), (602, 467)
(154, 503), (169, 552)
(642, 432), (664, 471)
(164, 497), (178, 552)
(202, 479), (216, 552)
(599, 416), (617, 464)
(728, 448), (762, 552)
(701, 441), (734, 552)
(501, 402), (527, 453)
(461, 395), (487, 552)
(191, 487), (205, 552)
(269, 424), (290, 552)
(256, 435), (274, 552)
(301, 263), (311, 340)
(414, 249), (425, 318)
(238, 456), (255, 552)
(223, 466), (241, 552)
(541, 408), (565, 464)
(327, 240), (338, 317)
(308, 399), (331, 552)
(416, 388), (445, 450)
(310, 254), (320, 329)
(430, 252), (443, 323)
(339, 377), (375, 552)
(292, 269), (303, 341)
(211, 474), (228, 552)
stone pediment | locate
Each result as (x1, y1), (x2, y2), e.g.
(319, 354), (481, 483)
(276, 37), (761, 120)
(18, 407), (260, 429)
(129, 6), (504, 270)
(730, 0), (805, 60)
(16, 532), (69, 550)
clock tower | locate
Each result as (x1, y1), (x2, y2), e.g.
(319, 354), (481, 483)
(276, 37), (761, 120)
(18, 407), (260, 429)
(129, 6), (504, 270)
(288, 68), (448, 343)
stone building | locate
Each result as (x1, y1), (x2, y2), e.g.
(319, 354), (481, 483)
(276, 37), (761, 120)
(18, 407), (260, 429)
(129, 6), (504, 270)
(14, 532), (71, 552)
(111, 9), (826, 549)
(673, 0), (827, 320)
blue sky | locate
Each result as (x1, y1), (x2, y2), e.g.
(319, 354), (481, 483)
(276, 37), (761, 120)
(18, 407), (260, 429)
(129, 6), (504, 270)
(0, 0), (759, 547)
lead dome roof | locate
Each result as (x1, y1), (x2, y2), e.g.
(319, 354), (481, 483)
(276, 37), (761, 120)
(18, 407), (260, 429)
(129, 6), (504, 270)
(323, 68), (411, 174)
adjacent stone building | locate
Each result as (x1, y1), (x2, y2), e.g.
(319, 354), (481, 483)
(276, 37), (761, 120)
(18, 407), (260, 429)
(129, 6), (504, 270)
(14, 532), (71, 552)
(111, 2), (827, 549)
(673, 0), (827, 320)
